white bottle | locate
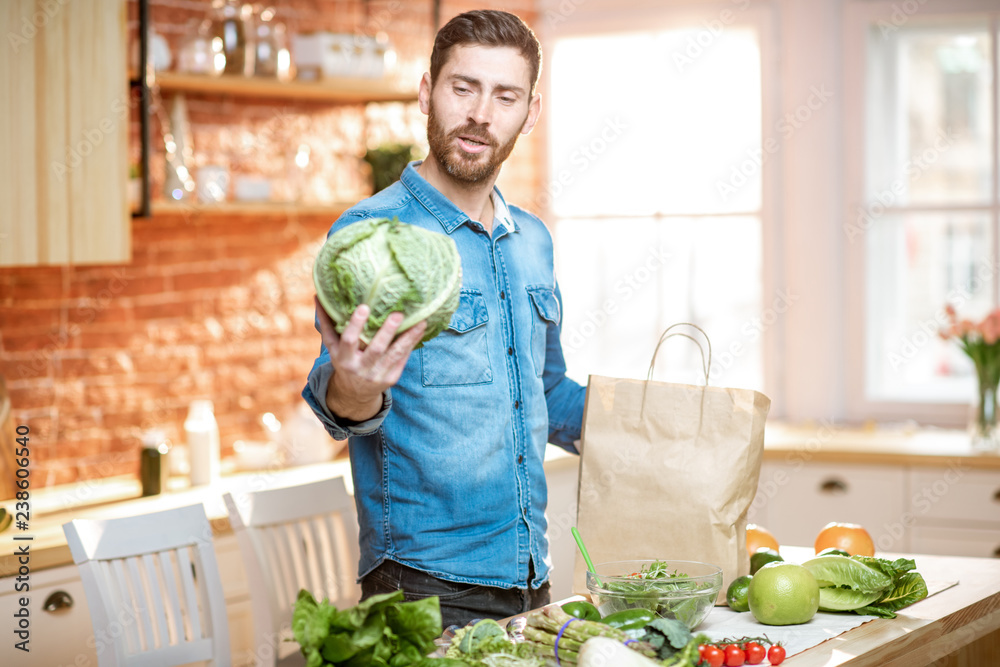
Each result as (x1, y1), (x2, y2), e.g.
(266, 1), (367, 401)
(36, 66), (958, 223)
(185, 399), (220, 486)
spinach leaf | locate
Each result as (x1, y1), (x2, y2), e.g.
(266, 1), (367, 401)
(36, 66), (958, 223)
(640, 618), (693, 660)
(292, 589), (451, 666)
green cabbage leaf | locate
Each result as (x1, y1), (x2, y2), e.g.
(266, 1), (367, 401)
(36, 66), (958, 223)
(313, 217), (462, 346)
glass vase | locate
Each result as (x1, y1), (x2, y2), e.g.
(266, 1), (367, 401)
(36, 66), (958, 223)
(970, 369), (1000, 452)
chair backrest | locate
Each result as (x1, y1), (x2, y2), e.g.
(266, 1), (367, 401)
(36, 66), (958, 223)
(63, 504), (231, 667)
(223, 476), (360, 667)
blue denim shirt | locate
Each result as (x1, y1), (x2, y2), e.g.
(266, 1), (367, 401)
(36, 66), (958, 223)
(302, 162), (585, 590)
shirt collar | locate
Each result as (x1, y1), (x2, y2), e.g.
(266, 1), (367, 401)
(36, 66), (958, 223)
(400, 161), (518, 235)
(491, 190), (514, 234)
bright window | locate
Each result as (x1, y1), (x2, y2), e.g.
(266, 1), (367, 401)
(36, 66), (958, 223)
(548, 26), (766, 390)
(860, 14), (999, 404)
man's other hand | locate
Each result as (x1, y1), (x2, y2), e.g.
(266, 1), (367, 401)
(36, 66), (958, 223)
(315, 296), (427, 422)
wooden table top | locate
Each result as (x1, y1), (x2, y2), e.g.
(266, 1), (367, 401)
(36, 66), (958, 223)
(546, 547), (998, 666)
(772, 547), (999, 666)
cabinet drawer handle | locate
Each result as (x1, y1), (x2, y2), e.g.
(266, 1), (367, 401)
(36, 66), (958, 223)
(43, 590), (74, 612)
(993, 488), (1000, 503)
(819, 479), (848, 494)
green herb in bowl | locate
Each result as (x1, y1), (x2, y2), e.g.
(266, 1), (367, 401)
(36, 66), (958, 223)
(586, 559), (722, 630)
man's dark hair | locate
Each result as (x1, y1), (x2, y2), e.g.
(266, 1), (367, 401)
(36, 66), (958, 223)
(430, 10), (542, 95)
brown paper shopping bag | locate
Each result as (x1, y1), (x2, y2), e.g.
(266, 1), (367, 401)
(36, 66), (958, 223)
(573, 324), (771, 602)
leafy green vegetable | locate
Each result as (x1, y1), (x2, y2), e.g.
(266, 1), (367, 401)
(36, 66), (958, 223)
(802, 555), (892, 593)
(313, 217), (462, 346)
(854, 571), (929, 619)
(635, 618), (709, 667)
(801, 554), (928, 618)
(646, 618), (691, 651)
(595, 561), (716, 629)
(292, 589), (459, 666)
(811, 586), (885, 612)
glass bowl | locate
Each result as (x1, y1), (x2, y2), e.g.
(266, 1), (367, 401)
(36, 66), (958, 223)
(585, 559), (722, 630)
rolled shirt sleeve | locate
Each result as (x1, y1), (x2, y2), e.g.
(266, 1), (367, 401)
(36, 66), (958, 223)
(302, 350), (391, 440)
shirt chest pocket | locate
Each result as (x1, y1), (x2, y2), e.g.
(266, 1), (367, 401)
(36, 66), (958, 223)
(419, 289), (493, 386)
(526, 286), (560, 377)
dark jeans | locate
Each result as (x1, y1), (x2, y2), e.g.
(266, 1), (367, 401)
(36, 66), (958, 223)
(360, 559), (551, 629)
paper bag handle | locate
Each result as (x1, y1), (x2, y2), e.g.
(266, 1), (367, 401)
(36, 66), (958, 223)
(641, 323), (712, 420)
(646, 323), (713, 385)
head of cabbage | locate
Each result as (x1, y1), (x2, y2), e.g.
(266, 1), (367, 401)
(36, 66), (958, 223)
(313, 217), (462, 346)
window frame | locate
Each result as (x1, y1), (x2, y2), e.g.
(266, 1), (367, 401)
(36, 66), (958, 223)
(843, 0), (1000, 427)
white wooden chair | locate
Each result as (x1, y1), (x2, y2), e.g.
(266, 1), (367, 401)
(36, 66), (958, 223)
(62, 503), (230, 667)
(223, 476), (361, 667)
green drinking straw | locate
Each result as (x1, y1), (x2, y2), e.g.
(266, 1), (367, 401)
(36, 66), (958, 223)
(571, 526), (601, 586)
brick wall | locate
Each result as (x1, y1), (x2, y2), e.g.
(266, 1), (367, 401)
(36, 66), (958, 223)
(0, 0), (544, 488)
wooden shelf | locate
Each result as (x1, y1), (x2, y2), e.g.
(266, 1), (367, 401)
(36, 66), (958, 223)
(147, 200), (352, 217)
(153, 71), (418, 103)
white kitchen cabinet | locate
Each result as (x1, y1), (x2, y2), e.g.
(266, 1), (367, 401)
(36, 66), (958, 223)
(753, 460), (909, 552)
(908, 466), (1000, 558)
(0, 535), (255, 666)
(214, 533), (256, 666)
(910, 525), (1000, 559)
(0, 564), (97, 667)
(753, 458), (1000, 558)
(544, 450), (582, 601)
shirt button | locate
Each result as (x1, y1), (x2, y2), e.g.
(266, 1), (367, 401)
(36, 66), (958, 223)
(507, 347), (513, 355)
(500, 291), (506, 300)
(518, 455), (524, 464)
(514, 400), (520, 409)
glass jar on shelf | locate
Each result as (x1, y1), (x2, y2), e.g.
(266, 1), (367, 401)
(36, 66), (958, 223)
(252, 6), (291, 81)
(211, 0), (254, 77)
(177, 18), (225, 76)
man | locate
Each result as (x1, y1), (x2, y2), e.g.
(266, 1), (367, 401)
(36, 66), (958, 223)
(302, 9), (585, 628)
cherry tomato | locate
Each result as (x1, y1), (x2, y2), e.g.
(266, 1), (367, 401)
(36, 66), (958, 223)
(768, 645), (786, 665)
(724, 644), (746, 666)
(703, 645), (725, 667)
(743, 642), (766, 664)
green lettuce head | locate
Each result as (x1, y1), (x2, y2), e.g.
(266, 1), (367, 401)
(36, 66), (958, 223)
(313, 217), (462, 346)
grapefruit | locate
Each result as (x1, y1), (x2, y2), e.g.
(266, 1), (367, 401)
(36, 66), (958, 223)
(746, 524), (780, 556)
(747, 562), (820, 626)
(814, 522), (875, 557)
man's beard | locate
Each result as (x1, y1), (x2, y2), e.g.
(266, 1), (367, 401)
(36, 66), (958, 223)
(426, 101), (522, 185)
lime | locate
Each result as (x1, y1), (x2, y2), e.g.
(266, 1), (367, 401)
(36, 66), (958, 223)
(750, 548), (784, 575)
(726, 575), (752, 612)
(748, 562), (820, 626)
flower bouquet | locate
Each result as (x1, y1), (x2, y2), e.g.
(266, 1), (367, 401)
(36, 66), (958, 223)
(941, 305), (1000, 451)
